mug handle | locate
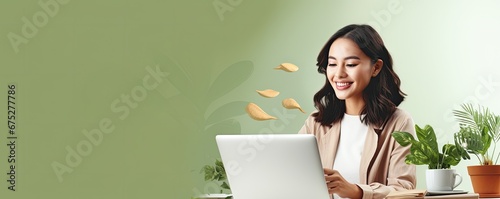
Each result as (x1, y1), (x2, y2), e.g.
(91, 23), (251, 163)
(453, 173), (463, 189)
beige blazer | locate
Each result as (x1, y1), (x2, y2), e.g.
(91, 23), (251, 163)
(299, 108), (416, 199)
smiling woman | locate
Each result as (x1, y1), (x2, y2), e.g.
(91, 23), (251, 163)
(313, 24), (405, 128)
(326, 38), (383, 114)
(299, 24), (415, 199)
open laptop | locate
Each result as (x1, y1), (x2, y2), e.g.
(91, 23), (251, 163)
(215, 134), (330, 199)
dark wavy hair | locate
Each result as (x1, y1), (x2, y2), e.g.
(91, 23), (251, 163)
(312, 24), (406, 127)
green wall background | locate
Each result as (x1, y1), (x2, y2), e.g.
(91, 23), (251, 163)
(1, 0), (500, 198)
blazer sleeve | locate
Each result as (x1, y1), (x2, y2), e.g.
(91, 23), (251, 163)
(386, 115), (416, 190)
(357, 112), (417, 199)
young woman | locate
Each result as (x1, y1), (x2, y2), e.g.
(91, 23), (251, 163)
(299, 24), (416, 199)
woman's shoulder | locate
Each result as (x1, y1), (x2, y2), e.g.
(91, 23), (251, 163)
(303, 111), (320, 126)
(385, 107), (415, 131)
(299, 111), (333, 135)
(391, 108), (413, 120)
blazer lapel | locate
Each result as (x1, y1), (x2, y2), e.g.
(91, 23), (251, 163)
(359, 125), (379, 184)
(323, 122), (341, 169)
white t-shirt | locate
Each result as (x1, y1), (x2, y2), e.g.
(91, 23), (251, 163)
(333, 114), (368, 198)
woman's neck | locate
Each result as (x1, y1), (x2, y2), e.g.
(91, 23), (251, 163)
(345, 97), (365, 115)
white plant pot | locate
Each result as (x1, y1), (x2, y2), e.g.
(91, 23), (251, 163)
(425, 169), (462, 191)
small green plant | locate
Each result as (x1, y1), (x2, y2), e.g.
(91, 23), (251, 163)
(392, 124), (464, 169)
(453, 103), (500, 165)
(200, 159), (231, 193)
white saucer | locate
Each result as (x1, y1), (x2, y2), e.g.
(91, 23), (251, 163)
(427, 190), (468, 195)
(194, 194), (232, 199)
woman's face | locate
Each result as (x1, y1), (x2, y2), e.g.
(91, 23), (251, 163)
(326, 38), (382, 103)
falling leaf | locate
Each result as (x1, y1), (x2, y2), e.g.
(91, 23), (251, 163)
(245, 103), (277, 121)
(256, 89), (280, 98)
(282, 98), (305, 113)
(274, 63), (299, 72)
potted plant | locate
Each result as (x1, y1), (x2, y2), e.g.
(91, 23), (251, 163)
(453, 103), (500, 197)
(195, 159), (232, 199)
(392, 124), (465, 191)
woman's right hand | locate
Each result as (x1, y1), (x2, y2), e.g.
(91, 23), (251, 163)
(324, 168), (362, 199)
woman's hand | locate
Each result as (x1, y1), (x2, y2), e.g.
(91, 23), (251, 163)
(324, 168), (362, 199)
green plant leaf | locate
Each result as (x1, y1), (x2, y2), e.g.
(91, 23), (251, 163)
(409, 143), (431, 164)
(415, 125), (440, 163)
(218, 173), (227, 181)
(453, 103), (489, 131)
(415, 125), (439, 155)
(392, 131), (415, 146)
(215, 165), (223, 173)
(443, 144), (461, 160)
(488, 114), (500, 143)
(441, 144), (461, 167)
(442, 156), (459, 167)
(394, 125), (458, 168)
(455, 126), (486, 155)
(481, 126), (492, 154)
(405, 154), (429, 165)
(393, 129), (433, 166)
(452, 103), (500, 165)
(202, 165), (215, 181)
(215, 159), (224, 168)
(453, 103), (498, 165)
(454, 133), (471, 160)
(200, 159), (231, 192)
(215, 166), (226, 180)
(214, 173), (223, 181)
(215, 159), (227, 181)
(221, 182), (231, 190)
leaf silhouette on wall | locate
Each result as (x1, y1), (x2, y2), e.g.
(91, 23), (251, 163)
(205, 61), (253, 107)
(166, 95), (205, 132)
(204, 119), (242, 136)
(153, 54), (197, 100)
(154, 58), (251, 136)
(205, 101), (248, 127)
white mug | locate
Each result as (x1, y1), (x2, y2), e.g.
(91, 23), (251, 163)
(426, 169), (462, 191)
